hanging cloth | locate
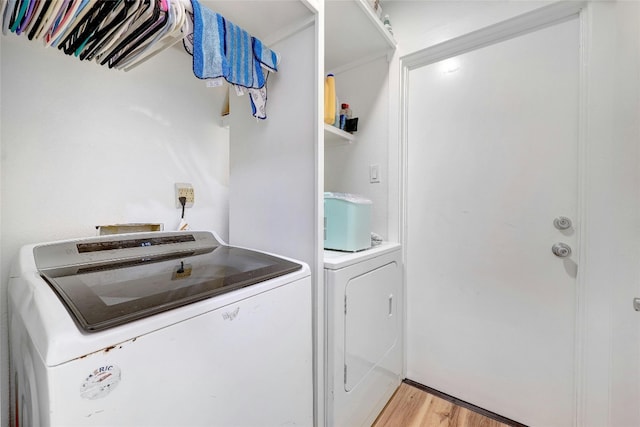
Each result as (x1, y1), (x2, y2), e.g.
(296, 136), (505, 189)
(186, 0), (280, 119)
(189, 0), (278, 84)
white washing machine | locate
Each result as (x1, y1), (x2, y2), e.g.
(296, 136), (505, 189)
(8, 230), (313, 427)
(324, 243), (403, 427)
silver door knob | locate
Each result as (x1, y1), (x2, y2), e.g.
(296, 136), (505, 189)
(552, 242), (572, 258)
(554, 216), (572, 230)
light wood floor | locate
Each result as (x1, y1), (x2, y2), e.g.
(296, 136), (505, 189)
(373, 383), (510, 427)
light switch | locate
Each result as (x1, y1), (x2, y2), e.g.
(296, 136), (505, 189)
(370, 164), (380, 183)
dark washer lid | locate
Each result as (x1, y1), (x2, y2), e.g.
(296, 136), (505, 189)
(34, 231), (301, 332)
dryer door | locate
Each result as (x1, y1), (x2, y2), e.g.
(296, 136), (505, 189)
(344, 260), (400, 391)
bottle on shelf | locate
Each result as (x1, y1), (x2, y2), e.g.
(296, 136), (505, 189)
(374, 0), (383, 18)
(324, 74), (336, 124)
(339, 103), (352, 130)
(383, 14), (393, 35)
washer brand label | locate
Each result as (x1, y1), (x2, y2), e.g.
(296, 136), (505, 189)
(80, 365), (121, 400)
(222, 307), (240, 321)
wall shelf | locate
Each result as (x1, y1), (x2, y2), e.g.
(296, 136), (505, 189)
(324, 0), (396, 149)
(324, 124), (356, 145)
(325, 0), (397, 72)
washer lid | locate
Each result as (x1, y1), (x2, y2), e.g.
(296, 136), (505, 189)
(35, 232), (302, 332)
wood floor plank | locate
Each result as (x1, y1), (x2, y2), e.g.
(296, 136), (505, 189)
(373, 382), (428, 426)
(421, 394), (456, 427)
(373, 383), (510, 427)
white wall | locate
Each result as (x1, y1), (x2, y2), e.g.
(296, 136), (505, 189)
(385, 0), (552, 57)
(0, 35), (230, 426)
(227, 21), (322, 424)
(584, 3), (640, 426)
(325, 56), (390, 239)
(229, 24), (317, 267)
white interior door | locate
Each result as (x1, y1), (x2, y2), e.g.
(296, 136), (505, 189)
(405, 17), (579, 426)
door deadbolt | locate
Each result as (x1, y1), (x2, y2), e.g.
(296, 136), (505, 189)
(554, 216), (572, 230)
(552, 242), (572, 258)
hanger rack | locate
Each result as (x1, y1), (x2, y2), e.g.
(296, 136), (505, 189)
(1, 0), (193, 72)
(2, 0), (281, 118)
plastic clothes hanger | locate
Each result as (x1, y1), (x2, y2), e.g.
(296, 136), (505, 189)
(9, 0), (29, 32)
(115, 0), (175, 69)
(32, 0), (67, 40)
(40, 0), (69, 39)
(2, 0), (17, 35)
(44, 0), (85, 45)
(48, 0), (91, 48)
(105, 0), (166, 68)
(73, 0), (127, 57)
(72, 0), (125, 56)
(15, 0), (37, 35)
(101, 0), (165, 68)
(120, 0), (186, 71)
(32, 0), (66, 40)
(118, 0), (184, 70)
(22, 0), (46, 36)
(86, 0), (142, 61)
(176, 0), (191, 14)
(96, 0), (153, 63)
(58, 0), (120, 55)
(56, 0), (101, 54)
(76, 0), (127, 60)
(26, 0), (56, 39)
(77, 0), (136, 60)
(57, 1), (104, 53)
(121, 0), (174, 57)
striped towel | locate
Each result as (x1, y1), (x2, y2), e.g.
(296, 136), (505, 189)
(190, 0), (278, 88)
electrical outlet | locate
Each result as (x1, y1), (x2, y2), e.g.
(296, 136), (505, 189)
(175, 183), (195, 208)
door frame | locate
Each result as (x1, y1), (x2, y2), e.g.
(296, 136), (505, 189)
(398, 2), (590, 425)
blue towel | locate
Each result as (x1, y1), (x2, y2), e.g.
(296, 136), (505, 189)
(191, 0), (227, 80)
(190, 0), (278, 89)
(252, 37), (278, 73)
(224, 18), (254, 87)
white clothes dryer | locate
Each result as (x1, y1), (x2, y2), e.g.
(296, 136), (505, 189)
(324, 243), (403, 427)
(8, 230), (313, 427)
